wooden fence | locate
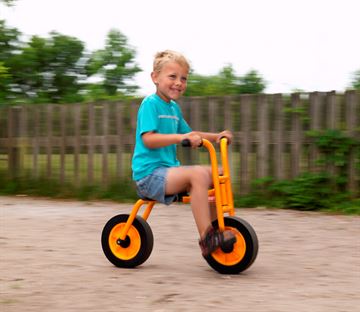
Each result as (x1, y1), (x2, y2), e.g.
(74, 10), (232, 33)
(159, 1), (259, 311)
(0, 91), (359, 196)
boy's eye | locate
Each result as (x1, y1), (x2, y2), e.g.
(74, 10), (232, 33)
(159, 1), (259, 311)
(167, 74), (187, 82)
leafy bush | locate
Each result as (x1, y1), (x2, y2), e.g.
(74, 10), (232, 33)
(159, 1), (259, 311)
(234, 128), (360, 214)
(235, 173), (358, 214)
(269, 173), (348, 210)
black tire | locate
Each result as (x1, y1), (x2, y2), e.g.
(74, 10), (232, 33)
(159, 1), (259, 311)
(101, 214), (154, 268)
(204, 216), (259, 274)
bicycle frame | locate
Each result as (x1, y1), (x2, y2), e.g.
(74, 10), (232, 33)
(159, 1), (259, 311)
(118, 137), (235, 241)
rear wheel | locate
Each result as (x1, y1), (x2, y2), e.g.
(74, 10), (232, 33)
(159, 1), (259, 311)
(204, 216), (258, 274)
(101, 214), (154, 268)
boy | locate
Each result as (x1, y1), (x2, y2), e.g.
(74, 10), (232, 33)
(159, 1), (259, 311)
(132, 50), (235, 256)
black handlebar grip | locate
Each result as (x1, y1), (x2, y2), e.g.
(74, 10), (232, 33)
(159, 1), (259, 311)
(181, 139), (203, 147)
(181, 139), (191, 147)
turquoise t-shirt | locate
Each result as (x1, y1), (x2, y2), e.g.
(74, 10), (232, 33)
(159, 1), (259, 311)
(132, 94), (192, 181)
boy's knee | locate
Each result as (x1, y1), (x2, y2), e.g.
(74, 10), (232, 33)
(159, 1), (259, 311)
(190, 166), (212, 185)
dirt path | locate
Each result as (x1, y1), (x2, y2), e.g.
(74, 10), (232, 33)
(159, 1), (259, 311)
(0, 196), (359, 312)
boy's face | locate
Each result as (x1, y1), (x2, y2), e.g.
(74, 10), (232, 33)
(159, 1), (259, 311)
(151, 61), (188, 102)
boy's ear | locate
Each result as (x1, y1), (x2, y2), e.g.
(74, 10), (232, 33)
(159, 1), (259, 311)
(151, 71), (158, 85)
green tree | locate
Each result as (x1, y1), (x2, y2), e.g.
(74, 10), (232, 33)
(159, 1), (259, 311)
(0, 19), (21, 103)
(217, 65), (241, 94)
(183, 72), (212, 96)
(8, 32), (86, 103)
(0, 62), (11, 102)
(0, 22), (141, 103)
(0, 0), (15, 6)
(46, 32), (86, 103)
(86, 29), (141, 97)
(237, 69), (266, 94)
(0, 20), (21, 60)
(350, 70), (360, 90)
(185, 65), (266, 96)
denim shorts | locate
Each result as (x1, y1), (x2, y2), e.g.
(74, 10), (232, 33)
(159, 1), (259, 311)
(135, 167), (176, 205)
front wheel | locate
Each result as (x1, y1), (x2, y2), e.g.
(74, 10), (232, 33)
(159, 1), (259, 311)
(204, 216), (258, 274)
(101, 214), (154, 268)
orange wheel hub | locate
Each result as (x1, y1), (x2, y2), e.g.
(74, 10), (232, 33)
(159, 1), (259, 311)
(108, 223), (141, 260)
(211, 226), (246, 266)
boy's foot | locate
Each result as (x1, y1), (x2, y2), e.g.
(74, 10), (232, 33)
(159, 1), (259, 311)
(199, 227), (236, 256)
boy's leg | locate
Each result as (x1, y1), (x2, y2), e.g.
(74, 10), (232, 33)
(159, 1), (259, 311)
(166, 165), (236, 256)
(165, 166), (213, 239)
(209, 199), (217, 222)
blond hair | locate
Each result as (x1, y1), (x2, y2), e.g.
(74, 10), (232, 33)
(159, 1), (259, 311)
(153, 50), (190, 73)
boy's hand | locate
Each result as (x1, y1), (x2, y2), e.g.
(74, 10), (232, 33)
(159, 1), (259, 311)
(183, 132), (202, 148)
(216, 130), (233, 144)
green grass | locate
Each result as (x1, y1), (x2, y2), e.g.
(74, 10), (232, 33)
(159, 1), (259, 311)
(0, 152), (133, 184)
(0, 171), (138, 202)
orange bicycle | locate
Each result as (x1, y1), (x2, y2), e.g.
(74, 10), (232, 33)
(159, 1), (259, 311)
(101, 138), (258, 274)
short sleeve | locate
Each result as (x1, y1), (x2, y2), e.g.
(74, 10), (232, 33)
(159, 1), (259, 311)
(138, 99), (158, 135)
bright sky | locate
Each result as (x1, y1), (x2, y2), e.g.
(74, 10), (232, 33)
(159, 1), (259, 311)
(1, 0), (360, 96)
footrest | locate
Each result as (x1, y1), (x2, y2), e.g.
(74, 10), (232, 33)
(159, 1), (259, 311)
(175, 189), (216, 204)
(174, 192), (190, 203)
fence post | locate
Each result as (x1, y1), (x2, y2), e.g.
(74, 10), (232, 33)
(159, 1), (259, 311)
(257, 94), (269, 178)
(326, 91), (340, 179)
(32, 105), (40, 178)
(208, 97), (217, 133)
(87, 103), (95, 184)
(309, 92), (322, 172)
(8, 106), (20, 178)
(273, 94), (285, 180)
(102, 102), (109, 185)
(224, 96), (233, 180)
(345, 90), (360, 195)
(115, 102), (124, 179)
(60, 104), (67, 183)
(46, 105), (53, 178)
(326, 91), (338, 129)
(181, 97), (197, 165)
(290, 93), (302, 178)
(240, 95), (252, 194)
(73, 103), (81, 185)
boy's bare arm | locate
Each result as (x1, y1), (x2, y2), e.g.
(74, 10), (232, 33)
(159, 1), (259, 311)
(142, 131), (203, 149)
(142, 130), (232, 149)
(142, 132), (183, 148)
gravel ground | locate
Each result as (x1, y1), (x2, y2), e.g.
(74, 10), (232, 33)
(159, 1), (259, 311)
(1, 196), (359, 312)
